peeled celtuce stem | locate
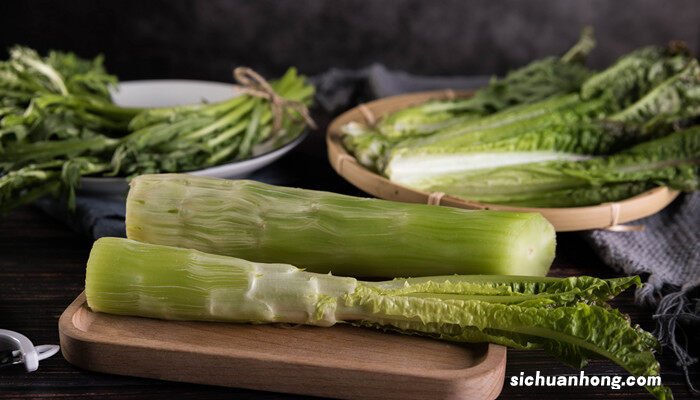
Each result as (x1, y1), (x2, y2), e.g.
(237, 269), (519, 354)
(125, 174), (556, 277)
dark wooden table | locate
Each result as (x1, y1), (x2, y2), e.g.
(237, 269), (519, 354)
(0, 125), (697, 399)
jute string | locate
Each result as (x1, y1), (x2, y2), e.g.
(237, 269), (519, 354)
(604, 202), (645, 231)
(427, 192), (446, 206)
(357, 103), (376, 125)
(233, 67), (317, 132)
(337, 154), (354, 175)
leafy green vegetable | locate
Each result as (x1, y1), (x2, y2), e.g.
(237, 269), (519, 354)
(85, 237), (671, 399)
(0, 47), (315, 214)
(111, 68), (313, 176)
(610, 59), (700, 123)
(466, 27), (595, 112)
(346, 93), (602, 172)
(0, 158), (108, 212)
(383, 97), (621, 183)
(581, 43), (691, 105)
(341, 27), (597, 170)
(404, 126), (699, 207)
(0, 46), (132, 151)
(343, 38), (700, 207)
(384, 95), (700, 187)
(374, 28), (595, 140)
(0, 46), (116, 101)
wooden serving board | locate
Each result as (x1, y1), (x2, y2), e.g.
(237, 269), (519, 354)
(59, 293), (506, 400)
(326, 90), (680, 232)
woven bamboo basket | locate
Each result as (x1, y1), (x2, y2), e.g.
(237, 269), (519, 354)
(326, 90), (680, 232)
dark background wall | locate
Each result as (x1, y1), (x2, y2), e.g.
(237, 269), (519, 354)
(1, 0), (699, 81)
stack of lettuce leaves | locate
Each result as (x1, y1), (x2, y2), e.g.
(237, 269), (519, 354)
(342, 32), (700, 207)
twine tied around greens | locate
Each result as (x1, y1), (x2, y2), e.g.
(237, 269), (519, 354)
(602, 202), (645, 232)
(233, 67), (317, 132)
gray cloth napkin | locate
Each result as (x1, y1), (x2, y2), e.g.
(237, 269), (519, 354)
(37, 64), (698, 384)
(312, 63), (489, 113)
(585, 193), (700, 390)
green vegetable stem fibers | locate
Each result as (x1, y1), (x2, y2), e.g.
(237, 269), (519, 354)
(125, 174), (556, 278)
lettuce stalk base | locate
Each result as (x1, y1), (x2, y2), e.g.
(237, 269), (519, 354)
(86, 238), (671, 399)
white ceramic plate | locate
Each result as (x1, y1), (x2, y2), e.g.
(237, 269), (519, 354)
(79, 80), (306, 196)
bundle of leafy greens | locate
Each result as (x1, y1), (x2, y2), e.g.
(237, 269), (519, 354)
(0, 46), (315, 213)
(342, 32), (700, 207)
(402, 126), (699, 207)
(343, 28), (597, 171)
(386, 60), (700, 189)
(86, 237), (672, 399)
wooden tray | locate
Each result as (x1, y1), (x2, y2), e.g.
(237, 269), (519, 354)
(59, 293), (506, 400)
(327, 91), (680, 232)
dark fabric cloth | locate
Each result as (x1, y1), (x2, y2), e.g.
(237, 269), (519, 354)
(36, 195), (126, 240)
(584, 193), (700, 297)
(312, 64), (489, 113)
(584, 193), (700, 391)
